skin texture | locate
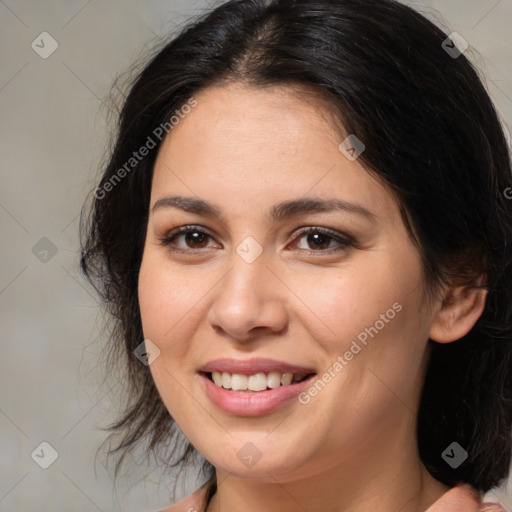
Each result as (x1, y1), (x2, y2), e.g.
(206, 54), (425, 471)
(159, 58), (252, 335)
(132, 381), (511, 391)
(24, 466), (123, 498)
(137, 83), (487, 512)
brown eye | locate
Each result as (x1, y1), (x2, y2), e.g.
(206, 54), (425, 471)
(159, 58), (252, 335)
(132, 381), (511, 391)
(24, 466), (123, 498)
(158, 226), (216, 252)
(302, 232), (333, 250)
(179, 230), (210, 249)
(158, 225), (353, 256)
(290, 227), (353, 255)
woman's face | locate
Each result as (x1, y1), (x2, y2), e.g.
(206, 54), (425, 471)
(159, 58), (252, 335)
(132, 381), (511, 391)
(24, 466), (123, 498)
(138, 83), (439, 481)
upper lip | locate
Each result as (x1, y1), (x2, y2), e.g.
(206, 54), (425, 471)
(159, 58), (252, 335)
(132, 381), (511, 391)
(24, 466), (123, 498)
(199, 358), (316, 376)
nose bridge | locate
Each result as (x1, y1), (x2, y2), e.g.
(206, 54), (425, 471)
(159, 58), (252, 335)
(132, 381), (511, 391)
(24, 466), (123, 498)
(235, 234), (265, 266)
(221, 236), (270, 306)
(207, 237), (288, 340)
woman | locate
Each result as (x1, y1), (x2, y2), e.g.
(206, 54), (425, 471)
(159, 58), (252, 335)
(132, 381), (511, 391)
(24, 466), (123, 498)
(79, 0), (512, 511)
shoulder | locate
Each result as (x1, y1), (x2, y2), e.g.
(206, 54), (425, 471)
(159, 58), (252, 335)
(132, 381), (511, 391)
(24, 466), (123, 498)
(156, 478), (215, 512)
(426, 483), (506, 512)
(480, 504), (507, 512)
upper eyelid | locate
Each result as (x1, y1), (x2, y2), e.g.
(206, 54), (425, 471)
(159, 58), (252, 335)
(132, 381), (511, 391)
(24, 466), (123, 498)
(160, 225), (353, 248)
(163, 224), (348, 239)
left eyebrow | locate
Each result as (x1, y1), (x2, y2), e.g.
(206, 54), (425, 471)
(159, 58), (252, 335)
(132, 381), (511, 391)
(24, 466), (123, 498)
(270, 197), (376, 222)
(151, 195), (377, 222)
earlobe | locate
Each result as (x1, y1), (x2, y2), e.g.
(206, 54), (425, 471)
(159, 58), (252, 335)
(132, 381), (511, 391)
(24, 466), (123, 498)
(429, 281), (488, 344)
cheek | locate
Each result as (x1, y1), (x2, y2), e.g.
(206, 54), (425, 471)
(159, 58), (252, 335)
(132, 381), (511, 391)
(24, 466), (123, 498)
(138, 255), (199, 364)
(139, 253), (196, 335)
(293, 252), (421, 351)
(138, 258), (203, 426)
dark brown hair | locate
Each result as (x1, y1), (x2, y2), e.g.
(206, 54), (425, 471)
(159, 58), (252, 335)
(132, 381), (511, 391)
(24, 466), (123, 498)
(80, 0), (512, 498)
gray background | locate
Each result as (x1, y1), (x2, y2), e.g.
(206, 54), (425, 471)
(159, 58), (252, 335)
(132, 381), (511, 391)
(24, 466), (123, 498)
(1, 1), (511, 511)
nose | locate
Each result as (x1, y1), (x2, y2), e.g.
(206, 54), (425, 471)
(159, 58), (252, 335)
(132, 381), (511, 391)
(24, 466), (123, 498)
(206, 253), (288, 344)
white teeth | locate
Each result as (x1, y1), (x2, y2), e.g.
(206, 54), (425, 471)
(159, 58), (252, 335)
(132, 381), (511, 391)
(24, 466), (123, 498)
(209, 370), (309, 391)
(248, 372), (267, 391)
(267, 371), (282, 389)
(281, 373), (293, 386)
(221, 372), (231, 389)
(231, 373), (248, 390)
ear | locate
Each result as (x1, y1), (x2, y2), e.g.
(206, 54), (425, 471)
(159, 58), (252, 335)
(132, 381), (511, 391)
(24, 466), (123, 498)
(429, 278), (488, 344)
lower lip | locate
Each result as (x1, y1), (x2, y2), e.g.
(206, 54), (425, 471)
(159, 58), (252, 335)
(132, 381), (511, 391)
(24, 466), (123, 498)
(199, 372), (316, 416)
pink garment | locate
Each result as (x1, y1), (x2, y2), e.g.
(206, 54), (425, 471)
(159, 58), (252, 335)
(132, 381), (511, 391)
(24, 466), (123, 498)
(157, 479), (506, 512)
(425, 483), (505, 512)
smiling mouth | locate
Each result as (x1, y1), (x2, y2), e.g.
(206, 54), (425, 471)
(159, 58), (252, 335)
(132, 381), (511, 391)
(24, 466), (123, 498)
(202, 371), (316, 392)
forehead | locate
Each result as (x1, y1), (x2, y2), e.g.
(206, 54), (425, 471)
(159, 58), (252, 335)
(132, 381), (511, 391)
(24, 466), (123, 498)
(151, 84), (398, 223)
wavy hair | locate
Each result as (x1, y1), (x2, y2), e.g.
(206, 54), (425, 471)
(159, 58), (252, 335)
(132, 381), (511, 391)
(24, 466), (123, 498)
(79, 0), (512, 497)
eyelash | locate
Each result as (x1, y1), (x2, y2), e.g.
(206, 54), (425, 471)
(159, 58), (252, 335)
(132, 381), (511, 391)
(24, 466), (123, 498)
(157, 224), (354, 256)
